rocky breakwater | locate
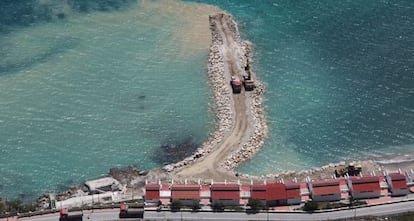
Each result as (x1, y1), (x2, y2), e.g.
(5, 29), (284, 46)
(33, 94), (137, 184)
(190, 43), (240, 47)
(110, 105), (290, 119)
(162, 13), (234, 172)
(221, 32), (268, 170)
(163, 13), (267, 174)
(210, 14), (268, 171)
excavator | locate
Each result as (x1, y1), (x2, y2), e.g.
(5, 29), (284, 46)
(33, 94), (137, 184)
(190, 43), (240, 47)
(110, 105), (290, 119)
(243, 62), (255, 91)
(335, 163), (362, 177)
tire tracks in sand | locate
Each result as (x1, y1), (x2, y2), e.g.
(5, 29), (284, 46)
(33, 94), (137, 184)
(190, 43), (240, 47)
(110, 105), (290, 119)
(174, 14), (251, 181)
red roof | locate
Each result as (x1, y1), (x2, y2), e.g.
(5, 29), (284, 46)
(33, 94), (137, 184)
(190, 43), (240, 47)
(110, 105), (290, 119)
(145, 190), (160, 200)
(286, 188), (301, 199)
(160, 184), (170, 191)
(349, 176), (381, 193)
(232, 80), (242, 86)
(285, 182), (300, 189)
(251, 184), (267, 190)
(352, 182), (381, 193)
(240, 185), (251, 192)
(389, 173), (406, 180)
(266, 183), (286, 201)
(201, 185), (210, 191)
(211, 184), (239, 190)
(250, 184), (267, 200)
(250, 183), (287, 201)
(312, 186), (340, 196)
(285, 182), (301, 199)
(211, 190), (240, 200)
(350, 176), (380, 184)
(145, 184), (160, 190)
(392, 179), (407, 190)
(312, 179), (340, 187)
(251, 189), (267, 200)
(171, 184), (200, 190)
(171, 190), (200, 200)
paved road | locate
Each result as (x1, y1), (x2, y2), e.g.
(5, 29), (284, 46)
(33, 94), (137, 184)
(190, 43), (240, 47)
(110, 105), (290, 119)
(19, 209), (119, 221)
(15, 200), (414, 220)
(145, 201), (414, 221)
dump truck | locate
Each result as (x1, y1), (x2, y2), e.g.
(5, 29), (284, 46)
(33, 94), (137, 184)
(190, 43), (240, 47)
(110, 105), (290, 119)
(230, 76), (242, 94)
(335, 163), (362, 177)
(119, 203), (144, 219)
(59, 208), (83, 221)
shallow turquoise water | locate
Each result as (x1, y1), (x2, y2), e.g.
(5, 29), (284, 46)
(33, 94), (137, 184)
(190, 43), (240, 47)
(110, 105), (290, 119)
(0, 1), (213, 200)
(1, 0), (414, 201)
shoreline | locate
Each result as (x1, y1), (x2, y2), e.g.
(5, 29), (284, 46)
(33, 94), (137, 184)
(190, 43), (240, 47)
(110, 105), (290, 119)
(6, 10), (414, 208)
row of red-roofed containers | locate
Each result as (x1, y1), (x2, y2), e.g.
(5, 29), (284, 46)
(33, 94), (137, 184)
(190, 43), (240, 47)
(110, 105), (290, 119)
(144, 172), (411, 207)
(145, 182), (300, 207)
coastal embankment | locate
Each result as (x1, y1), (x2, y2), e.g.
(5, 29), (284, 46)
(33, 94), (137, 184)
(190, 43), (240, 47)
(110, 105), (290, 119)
(160, 13), (267, 180)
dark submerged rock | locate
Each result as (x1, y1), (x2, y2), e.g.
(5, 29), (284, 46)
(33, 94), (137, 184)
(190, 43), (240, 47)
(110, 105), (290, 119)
(151, 137), (199, 165)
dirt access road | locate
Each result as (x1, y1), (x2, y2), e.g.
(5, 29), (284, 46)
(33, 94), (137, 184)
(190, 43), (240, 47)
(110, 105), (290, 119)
(174, 14), (251, 181)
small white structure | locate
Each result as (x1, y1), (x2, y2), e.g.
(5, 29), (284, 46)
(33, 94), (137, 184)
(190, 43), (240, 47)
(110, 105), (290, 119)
(84, 177), (122, 194)
(56, 192), (117, 209)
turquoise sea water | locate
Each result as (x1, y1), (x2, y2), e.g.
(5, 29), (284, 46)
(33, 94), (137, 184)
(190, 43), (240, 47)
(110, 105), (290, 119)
(191, 0), (414, 174)
(1, 0), (414, 201)
(0, 0), (213, 200)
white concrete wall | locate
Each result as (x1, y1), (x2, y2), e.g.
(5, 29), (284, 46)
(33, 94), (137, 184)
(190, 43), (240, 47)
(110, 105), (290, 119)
(240, 191), (250, 198)
(200, 191), (211, 198)
(160, 190), (171, 198)
(56, 192), (113, 209)
(55, 191), (139, 209)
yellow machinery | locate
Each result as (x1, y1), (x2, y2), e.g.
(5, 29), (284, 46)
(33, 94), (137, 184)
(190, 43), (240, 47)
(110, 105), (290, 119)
(335, 163), (362, 177)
